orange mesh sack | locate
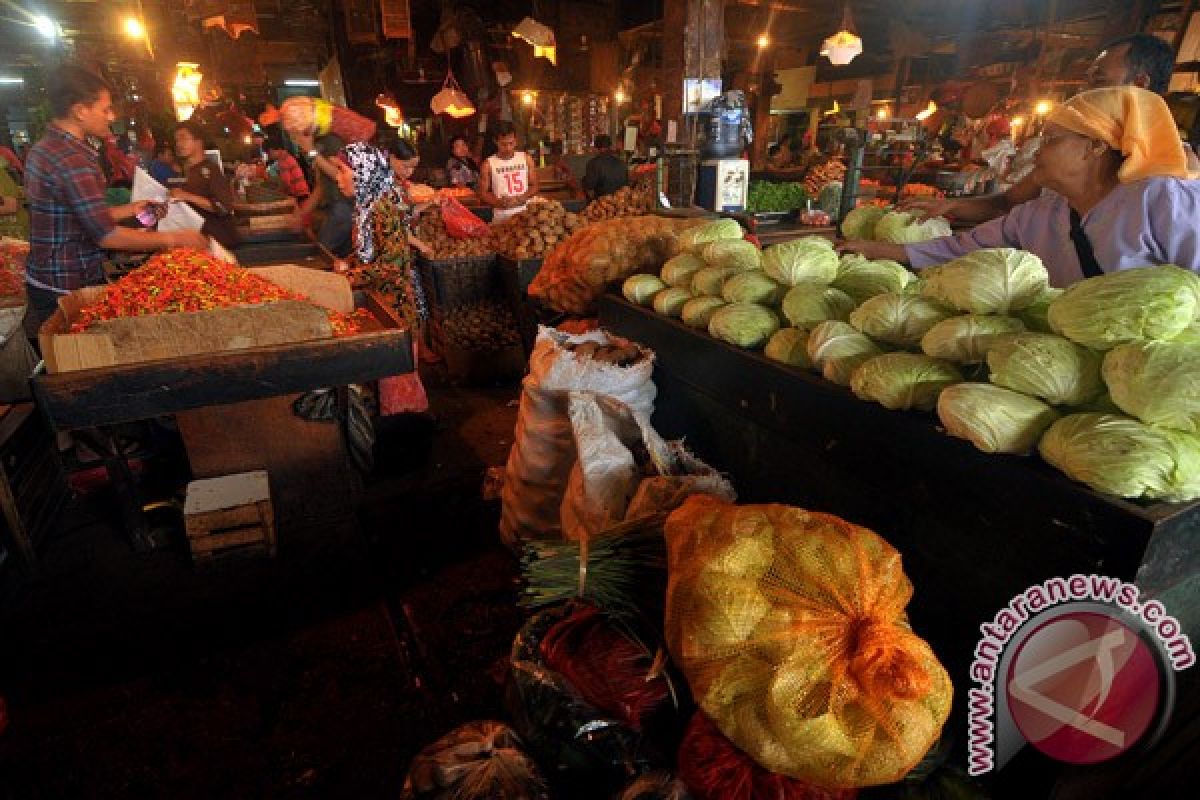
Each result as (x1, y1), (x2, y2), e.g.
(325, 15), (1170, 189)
(663, 495), (953, 789)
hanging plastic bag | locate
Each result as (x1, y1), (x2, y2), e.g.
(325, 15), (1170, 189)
(664, 496), (953, 789)
(400, 720), (549, 800)
(677, 712), (856, 800)
(500, 328), (656, 548)
(441, 196), (490, 240)
(505, 603), (672, 794)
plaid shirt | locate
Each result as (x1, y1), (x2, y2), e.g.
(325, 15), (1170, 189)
(24, 126), (116, 291)
(274, 151), (309, 199)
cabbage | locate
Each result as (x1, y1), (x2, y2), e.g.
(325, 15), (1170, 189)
(761, 238), (840, 286)
(652, 287), (693, 318)
(919, 249), (1049, 314)
(833, 255), (915, 304)
(903, 278), (927, 296)
(936, 383), (1059, 455)
(986, 333), (1104, 407)
(850, 353), (963, 411)
(1103, 340), (1200, 433)
(692, 266), (742, 297)
(679, 219), (744, 254)
(661, 253), (707, 287)
(781, 285), (856, 328)
(708, 303), (780, 349)
(1048, 265), (1200, 349)
(849, 293), (956, 349)
(874, 211), (952, 244)
(1039, 413), (1200, 501)
(681, 296), (727, 329)
(702, 239), (762, 271)
(1017, 287), (1065, 333)
(807, 320), (885, 386)
(840, 205), (887, 241)
(764, 328), (814, 369)
(921, 315), (1026, 364)
(722, 271), (783, 305)
(623, 274), (666, 306)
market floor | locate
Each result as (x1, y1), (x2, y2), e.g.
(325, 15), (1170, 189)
(0, 374), (525, 799)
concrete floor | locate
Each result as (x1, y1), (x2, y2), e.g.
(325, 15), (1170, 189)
(0, 379), (524, 799)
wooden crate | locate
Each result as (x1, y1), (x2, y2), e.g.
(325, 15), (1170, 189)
(184, 470), (276, 563)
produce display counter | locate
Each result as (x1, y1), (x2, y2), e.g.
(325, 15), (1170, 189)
(597, 293), (1196, 688)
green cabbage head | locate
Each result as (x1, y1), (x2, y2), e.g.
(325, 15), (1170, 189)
(921, 315), (1026, 364)
(840, 205), (888, 241)
(661, 253), (707, 288)
(919, 249), (1049, 314)
(762, 237), (840, 286)
(681, 296), (728, 329)
(623, 274), (666, 306)
(807, 320), (885, 386)
(874, 210), (952, 244)
(849, 293), (956, 348)
(678, 218), (744, 254)
(764, 328), (814, 369)
(652, 287), (693, 318)
(833, 254), (914, 303)
(936, 383), (1059, 455)
(986, 333), (1104, 407)
(722, 271), (783, 305)
(702, 239), (762, 271)
(708, 303), (780, 349)
(850, 353), (963, 411)
(1017, 287), (1065, 333)
(1103, 339), (1200, 433)
(691, 266), (742, 296)
(1039, 412), (1200, 502)
(781, 284), (857, 328)
(1048, 265), (1200, 349)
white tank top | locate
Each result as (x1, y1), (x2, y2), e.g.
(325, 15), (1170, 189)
(486, 152), (530, 222)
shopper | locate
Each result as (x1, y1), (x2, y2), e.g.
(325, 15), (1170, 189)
(445, 135), (480, 189)
(581, 134), (628, 200)
(23, 64), (205, 330)
(479, 122), (539, 222)
(294, 132), (354, 256)
(147, 143), (181, 185)
(170, 121), (239, 250)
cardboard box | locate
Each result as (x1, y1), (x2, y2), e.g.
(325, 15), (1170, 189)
(39, 265), (356, 374)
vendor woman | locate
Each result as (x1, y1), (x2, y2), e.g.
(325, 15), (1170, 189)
(841, 87), (1200, 287)
(170, 121), (239, 249)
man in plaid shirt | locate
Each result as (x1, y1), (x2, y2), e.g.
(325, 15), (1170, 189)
(23, 65), (206, 330)
(265, 134), (309, 201)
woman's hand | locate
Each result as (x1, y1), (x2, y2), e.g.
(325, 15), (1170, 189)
(836, 239), (910, 264)
(897, 195), (959, 221)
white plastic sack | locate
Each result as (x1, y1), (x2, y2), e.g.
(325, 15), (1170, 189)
(500, 327), (656, 547)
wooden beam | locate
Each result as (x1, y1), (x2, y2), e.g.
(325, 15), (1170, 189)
(731, 0), (816, 13)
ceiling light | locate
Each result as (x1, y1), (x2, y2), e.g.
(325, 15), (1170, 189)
(757, 33), (770, 49)
(34, 15), (58, 39)
(821, 3), (862, 66)
(284, 79), (320, 87)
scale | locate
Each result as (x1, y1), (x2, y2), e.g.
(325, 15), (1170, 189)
(694, 158), (750, 212)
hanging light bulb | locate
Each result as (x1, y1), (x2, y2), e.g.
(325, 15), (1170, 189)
(821, 3), (863, 66)
(431, 68), (476, 118)
(512, 17), (557, 65)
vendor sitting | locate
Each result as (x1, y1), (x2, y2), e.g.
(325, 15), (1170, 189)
(445, 136), (480, 189)
(841, 87), (1200, 287)
(581, 134), (628, 200)
(170, 121), (239, 250)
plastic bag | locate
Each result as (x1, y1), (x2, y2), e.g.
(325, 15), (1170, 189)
(500, 327), (656, 547)
(677, 712), (856, 800)
(540, 604), (671, 731)
(616, 771), (693, 800)
(664, 496), (953, 789)
(400, 720), (549, 800)
(380, 342), (429, 414)
(278, 96), (377, 143)
(505, 604), (671, 795)
(441, 196), (489, 239)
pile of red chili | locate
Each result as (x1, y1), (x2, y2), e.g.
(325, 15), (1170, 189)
(70, 249), (369, 336)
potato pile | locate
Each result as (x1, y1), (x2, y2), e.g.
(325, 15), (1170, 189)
(560, 338), (643, 367)
(440, 300), (522, 352)
(414, 207), (495, 259)
(529, 215), (708, 315)
(490, 200), (585, 260)
(583, 182), (655, 221)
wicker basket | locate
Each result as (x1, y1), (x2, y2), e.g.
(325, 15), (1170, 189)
(417, 254), (501, 313)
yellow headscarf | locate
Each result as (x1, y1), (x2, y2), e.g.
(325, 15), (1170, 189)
(1046, 86), (1189, 183)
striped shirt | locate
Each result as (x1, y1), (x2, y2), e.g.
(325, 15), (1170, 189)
(24, 126), (116, 292)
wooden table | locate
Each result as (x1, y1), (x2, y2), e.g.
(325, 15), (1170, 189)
(31, 292), (413, 552)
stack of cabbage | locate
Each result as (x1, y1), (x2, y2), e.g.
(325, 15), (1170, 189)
(840, 206), (952, 244)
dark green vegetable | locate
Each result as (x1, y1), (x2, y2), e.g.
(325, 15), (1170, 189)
(746, 181), (810, 213)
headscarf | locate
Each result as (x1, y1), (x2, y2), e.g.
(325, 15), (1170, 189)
(1046, 87), (1189, 183)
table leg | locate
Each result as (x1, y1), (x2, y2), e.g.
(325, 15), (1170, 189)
(74, 427), (153, 553)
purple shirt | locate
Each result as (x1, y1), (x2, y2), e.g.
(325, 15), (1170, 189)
(905, 177), (1200, 287)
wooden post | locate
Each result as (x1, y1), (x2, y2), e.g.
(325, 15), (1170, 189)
(661, 0), (688, 143)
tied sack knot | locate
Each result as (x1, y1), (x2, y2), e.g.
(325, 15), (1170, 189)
(845, 617), (930, 701)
